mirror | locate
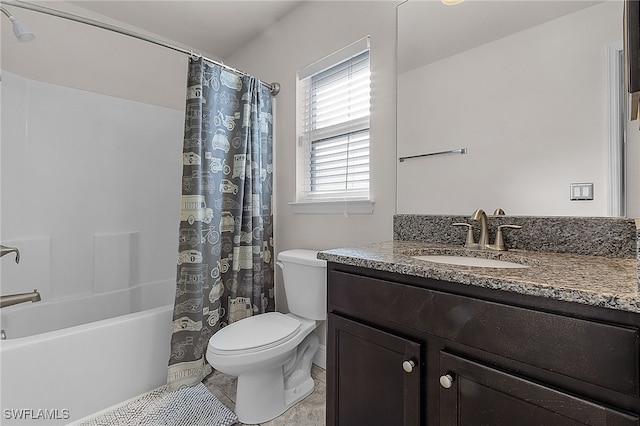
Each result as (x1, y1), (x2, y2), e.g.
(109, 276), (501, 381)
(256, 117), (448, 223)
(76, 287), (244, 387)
(397, 0), (638, 217)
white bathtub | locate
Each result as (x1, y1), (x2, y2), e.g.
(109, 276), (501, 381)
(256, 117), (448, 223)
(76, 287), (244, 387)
(0, 280), (175, 425)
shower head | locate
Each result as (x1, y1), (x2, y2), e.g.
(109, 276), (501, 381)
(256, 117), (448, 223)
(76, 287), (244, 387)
(1, 6), (35, 42)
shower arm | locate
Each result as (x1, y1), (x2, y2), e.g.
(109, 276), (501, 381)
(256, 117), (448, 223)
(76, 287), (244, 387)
(1, 4), (35, 41)
(0, 0), (280, 95)
(0, 245), (20, 263)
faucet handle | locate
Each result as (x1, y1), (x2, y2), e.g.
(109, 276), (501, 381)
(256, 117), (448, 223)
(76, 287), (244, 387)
(498, 224), (522, 230)
(453, 223), (475, 247)
(493, 208), (505, 215)
(494, 225), (522, 251)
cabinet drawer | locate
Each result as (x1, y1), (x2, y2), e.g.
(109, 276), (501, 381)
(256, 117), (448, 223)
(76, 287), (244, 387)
(328, 269), (640, 396)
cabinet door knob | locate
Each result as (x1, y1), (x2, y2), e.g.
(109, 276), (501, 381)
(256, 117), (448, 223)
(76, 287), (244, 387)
(402, 360), (416, 373)
(439, 374), (454, 389)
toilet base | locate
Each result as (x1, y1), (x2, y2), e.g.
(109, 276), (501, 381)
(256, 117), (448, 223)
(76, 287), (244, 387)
(233, 334), (319, 424)
(284, 375), (315, 409)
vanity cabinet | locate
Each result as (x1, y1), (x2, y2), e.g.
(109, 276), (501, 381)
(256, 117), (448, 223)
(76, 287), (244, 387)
(326, 263), (640, 426)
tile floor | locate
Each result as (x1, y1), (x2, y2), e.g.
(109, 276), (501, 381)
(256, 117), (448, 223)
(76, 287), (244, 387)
(203, 365), (326, 426)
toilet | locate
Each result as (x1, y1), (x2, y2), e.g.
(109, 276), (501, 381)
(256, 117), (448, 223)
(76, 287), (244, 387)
(206, 249), (326, 424)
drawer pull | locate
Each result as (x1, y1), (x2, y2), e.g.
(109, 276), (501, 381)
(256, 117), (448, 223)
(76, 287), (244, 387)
(402, 360), (416, 373)
(440, 374), (454, 389)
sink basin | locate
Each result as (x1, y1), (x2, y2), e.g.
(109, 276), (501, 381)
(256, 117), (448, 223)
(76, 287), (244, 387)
(412, 255), (529, 269)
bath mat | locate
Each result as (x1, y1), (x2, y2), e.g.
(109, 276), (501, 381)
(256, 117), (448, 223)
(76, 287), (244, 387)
(76, 383), (238, 426)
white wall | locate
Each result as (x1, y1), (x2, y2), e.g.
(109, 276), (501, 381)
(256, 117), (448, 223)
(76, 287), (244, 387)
(397, 1), (640, 217)
(226, 0), (399, 267)
(224, 1), (399, 350)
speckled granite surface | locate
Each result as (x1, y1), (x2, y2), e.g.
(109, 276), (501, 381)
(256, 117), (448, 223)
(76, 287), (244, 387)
(319, 216), (640, 314)
(393, 214), (637, 258)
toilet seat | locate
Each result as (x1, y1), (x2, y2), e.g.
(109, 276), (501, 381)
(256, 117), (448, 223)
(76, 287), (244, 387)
(208, 312), (301, 356)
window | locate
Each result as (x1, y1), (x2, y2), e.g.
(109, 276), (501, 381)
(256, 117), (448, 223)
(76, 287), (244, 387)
(292, 37), (373, 214)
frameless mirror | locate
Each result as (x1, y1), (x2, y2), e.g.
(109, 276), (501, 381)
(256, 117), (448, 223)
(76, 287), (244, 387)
(397, 0), (638, 217)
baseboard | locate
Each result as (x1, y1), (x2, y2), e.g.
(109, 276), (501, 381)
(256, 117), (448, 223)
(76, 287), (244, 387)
(313, 344), (326, 369)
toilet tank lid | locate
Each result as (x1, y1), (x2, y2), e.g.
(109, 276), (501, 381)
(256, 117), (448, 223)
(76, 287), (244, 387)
(277, 249), (326, 267)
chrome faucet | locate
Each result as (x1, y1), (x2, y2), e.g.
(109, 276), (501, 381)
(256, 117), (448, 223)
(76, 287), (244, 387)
(0, 289), (41, 308)
(0, 245), (20, 263)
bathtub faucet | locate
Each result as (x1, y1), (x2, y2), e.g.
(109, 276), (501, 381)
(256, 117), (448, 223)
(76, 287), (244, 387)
(0, 289), (41, 309)
(0, 245), (20, 263)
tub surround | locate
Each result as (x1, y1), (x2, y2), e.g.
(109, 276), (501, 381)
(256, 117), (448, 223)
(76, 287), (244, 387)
(318, 214), (640, 313)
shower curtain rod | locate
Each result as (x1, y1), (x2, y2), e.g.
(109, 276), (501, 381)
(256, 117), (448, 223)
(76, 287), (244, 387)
(0, 0), (281, 96)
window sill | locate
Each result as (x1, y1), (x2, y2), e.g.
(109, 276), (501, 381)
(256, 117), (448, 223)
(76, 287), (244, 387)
(288, 199), (375, 215)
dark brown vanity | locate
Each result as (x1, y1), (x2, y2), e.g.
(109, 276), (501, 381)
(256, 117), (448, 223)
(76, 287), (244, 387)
(321, 215), (640, 425)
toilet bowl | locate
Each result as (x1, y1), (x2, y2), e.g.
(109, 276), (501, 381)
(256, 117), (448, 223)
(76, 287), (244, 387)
(206, 249), (326, 424)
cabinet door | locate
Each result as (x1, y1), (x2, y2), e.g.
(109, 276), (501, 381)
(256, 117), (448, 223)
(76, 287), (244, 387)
(327, 314), (422, 426)
(439, 352), (639, 426)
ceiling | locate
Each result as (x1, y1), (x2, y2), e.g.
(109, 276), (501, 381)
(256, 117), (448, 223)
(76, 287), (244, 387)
(38, 0), (607, 70)
(69, 1), (304, 60)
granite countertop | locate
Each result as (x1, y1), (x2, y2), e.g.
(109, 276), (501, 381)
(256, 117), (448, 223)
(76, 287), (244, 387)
(318, 240), (640, 314)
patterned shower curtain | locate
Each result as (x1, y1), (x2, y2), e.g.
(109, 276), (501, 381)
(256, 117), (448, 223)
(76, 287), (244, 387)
(167, 58), (275, 390)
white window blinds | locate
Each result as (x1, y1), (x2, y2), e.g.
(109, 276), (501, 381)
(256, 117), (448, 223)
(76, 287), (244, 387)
(297, 38), (371, 201)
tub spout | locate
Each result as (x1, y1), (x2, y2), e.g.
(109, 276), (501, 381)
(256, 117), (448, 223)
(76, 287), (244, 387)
(0, 245), (20, 263)
(0, 289), (41, 308)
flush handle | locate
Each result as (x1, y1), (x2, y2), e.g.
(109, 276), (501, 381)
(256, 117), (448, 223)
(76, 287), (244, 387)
(402, 360), (416, 373)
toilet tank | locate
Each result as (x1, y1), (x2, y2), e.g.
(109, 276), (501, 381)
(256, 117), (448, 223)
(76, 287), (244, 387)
(277, 249), (327, 321)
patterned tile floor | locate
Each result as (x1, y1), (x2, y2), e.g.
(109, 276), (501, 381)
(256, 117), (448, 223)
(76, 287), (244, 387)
(203, 365), (326, 426)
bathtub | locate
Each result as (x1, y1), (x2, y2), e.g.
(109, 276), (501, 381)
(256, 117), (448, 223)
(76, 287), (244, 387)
(0, 280), (175, 425)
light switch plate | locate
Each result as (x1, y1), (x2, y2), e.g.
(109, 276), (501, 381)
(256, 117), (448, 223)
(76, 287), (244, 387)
(570, 183), (594, 201)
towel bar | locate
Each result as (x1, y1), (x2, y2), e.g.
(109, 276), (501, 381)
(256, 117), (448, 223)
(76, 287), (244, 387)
(398, 148), (467, 162)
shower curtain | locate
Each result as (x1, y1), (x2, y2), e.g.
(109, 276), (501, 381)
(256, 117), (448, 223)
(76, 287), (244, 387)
(168, 58), (275, 389)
